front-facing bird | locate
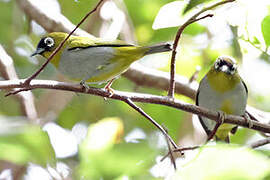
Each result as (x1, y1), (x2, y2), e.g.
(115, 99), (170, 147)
(196, 56), (248, 143)
(31, 32), (171, 90)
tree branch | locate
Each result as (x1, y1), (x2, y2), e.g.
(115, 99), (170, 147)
(1, 79), (270, 134)
(248, 137), (270, 149)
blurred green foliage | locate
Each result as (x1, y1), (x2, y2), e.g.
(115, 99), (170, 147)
(173, 144), (270, 180)
(77, 117), (158, 179)
(0, 124), (55, 166)
(124, 0), (178, 43)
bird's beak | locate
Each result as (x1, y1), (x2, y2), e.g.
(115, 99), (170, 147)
(31, 47), (45, 57)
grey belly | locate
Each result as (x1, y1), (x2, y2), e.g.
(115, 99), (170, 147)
(197, 76), (247, 131)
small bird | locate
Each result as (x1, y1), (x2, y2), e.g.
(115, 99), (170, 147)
(196, 56), (248, 143)
(31, 32), (171, 92)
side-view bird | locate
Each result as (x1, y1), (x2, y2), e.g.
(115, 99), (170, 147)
(196, 56), (248, 143)
(32, 32), (171, 92)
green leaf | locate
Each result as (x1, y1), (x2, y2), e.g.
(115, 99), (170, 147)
(261, 15), (270, 47)
(183, 0), (212, 14)
(0, 123), (56, 166)
(173, 144), (270, 180)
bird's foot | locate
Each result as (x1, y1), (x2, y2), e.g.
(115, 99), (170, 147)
(243, 113), (253, 129)
(207, 111), (226, 141)
(80, 80), (89, 92)
(103, 78), (116, 99)
(217, 111), (226, 124)
(104, 86), (114, 98)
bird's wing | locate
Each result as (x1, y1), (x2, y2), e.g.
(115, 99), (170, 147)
(241, 78), (248, 95)
(59, 45), (117, 81)
(229, 78), (248, 134)
(196, 86), (213, 136)
(68, 36), (134, 50)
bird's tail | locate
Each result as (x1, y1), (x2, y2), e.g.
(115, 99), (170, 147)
(144, 43), (172, 55)
(215, 125), (237, 143)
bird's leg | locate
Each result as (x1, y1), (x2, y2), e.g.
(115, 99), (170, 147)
(80, 80), (89, 92)
(104, 78), (116, 97)
(243, 113), (253, 129)
(207, 111), (225, 141)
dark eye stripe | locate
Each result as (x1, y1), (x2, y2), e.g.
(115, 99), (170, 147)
(36, 37), (54, 51)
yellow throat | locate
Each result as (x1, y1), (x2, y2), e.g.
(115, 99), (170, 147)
(206, 68), (240, 93)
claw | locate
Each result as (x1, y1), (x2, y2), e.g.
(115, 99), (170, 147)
(243, 113), (253, 128)
(218, 111), (225, 124)
(105, 86), (114, 97)
(104, 78), (116, 98)
(80, 80), (89, 92)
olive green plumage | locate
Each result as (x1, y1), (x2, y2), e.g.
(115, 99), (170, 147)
(196, 56), (248, 142)
(32, 32), (171, 83)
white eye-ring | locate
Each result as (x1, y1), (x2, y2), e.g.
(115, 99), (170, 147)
(230, 64), (237, 74)
(214, 59), (220, 70)
(44, 37), (54, 48)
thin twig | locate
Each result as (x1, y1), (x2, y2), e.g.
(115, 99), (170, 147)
(168, 14), (213, 97)
(174, 146), (200, 152)
(161, 145), (200, 161)
(162, 126), (176, 170)
(242, 38), (269, 57)
(248, 137), (270, 149)
(189, 66), (201, 84)
(24, 0), (105, 85)
(5, 87), (34, 97)
(168, 0), (236, 97)
(124, 98), (178, 149)
(206, 112), (224, 141)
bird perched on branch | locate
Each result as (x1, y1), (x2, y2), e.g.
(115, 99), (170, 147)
(32, 32), (171, 93)
(196, 56), (249, 143)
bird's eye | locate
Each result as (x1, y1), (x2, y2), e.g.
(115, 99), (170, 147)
(44, 37), (54, 48)
(214, 60), (221, 70)
(230, 64), (237, 74)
